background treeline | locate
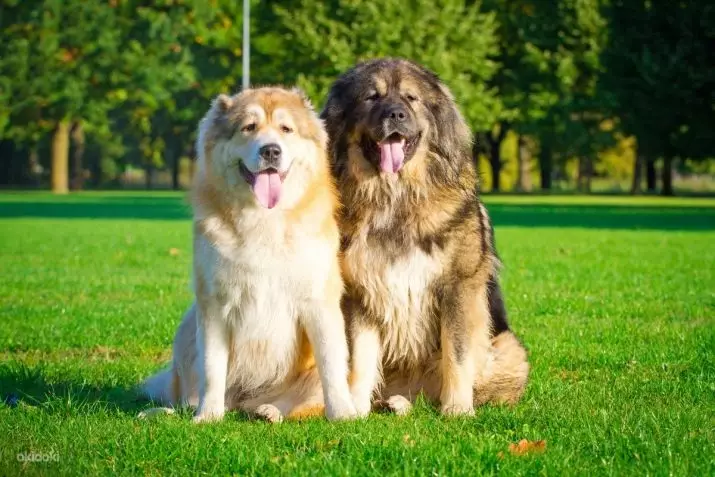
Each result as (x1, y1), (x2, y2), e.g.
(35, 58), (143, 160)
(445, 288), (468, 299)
(1, 0), (713, 195)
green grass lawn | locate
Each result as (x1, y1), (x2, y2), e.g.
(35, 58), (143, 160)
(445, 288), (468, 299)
(1, 192), (713, 476)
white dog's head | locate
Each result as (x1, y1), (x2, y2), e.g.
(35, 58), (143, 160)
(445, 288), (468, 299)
(196, 87), (328, 210)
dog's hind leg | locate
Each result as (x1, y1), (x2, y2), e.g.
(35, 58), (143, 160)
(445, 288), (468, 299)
(474, 330), (529, 406)
(474, 276), (529, 405)
(240, 369), (325, 423)
(380, 329), (528, 413)
(380, 363), (441, 416)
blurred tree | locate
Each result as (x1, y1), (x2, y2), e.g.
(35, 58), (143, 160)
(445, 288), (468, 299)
(272, 0), (500, 133)
(480, 0), (554, 191)
(127, 0), (263, 189)
(2, 0), (711, 193)
(602, 0), (715, 195)
(108, 0), (211, 189)
(480, 0), (609, 192)
(0, 0), (126, 193)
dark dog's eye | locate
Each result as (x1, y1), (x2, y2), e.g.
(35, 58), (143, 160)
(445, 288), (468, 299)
(241, 123), (256, 133)
(280, 125), (293, 134)
(406, 94), (419, 102)
(365, 92), (380, 102)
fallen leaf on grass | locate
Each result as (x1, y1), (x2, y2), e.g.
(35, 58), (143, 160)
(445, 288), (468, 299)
(509, 439), (546, 456)
(169, 248), (180, 256)
(402, 434), (415, 447)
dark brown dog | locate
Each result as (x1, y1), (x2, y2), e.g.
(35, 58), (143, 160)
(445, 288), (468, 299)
(321, 58), (529, 416)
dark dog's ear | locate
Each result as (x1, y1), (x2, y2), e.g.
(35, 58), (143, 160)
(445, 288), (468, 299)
(428, 81), (472, 163)
(320, 85), (352, 178)
(319, 87), (346, 141)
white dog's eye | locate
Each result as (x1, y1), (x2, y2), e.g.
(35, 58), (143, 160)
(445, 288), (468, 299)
(280, 125), (293, 134)
(241, 123), (256, 133)
(365, 92), (379, 101)
(406, 94), (418, 102)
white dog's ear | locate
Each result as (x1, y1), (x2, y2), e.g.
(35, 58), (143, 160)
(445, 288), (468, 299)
(291, 87), (315, 111)
(214, 93), (233, 113)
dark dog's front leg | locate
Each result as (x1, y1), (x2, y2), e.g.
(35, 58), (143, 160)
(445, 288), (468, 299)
(440, 281), (491, 416)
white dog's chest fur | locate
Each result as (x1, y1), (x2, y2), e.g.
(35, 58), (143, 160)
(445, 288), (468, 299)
(196, 211), (332, 391)
(346, 239), (444, 368)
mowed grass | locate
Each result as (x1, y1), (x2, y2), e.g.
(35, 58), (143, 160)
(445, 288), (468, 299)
(0, 191), (713, 476)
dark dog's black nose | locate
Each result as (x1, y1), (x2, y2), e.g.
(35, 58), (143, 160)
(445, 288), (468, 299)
(258, 144), (282, 165)
(383, 104), (408, 122)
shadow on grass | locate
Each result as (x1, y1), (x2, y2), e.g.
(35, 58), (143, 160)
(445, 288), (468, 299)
(1, 196), (713, 230)
(0, 365), (258, 421)
(0, 365), (149, 415)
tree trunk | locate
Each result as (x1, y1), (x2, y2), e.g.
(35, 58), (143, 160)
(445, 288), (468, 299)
(516, 135), (532, 192)
(489, 140), (502, 193)
(51, 119), (71, 194)
(471, 131), (482, 167)
(70, 121), (85, 191)
(145, 164), (154, 189)
(661, 155), (673, 196)
(539, 144), (552, 190)
(485, 124), (508, 193)
(166, 135), (181, 190)
(630, 153), (643, 195)
(171, 157), (180, 190)
(89, 149), (101, 187)
(646, 158), (657, 192)
(0, 141), (14, 185)
(586, 158), (593, 192)
(579, 156), (593, 193)
(577, 156), (592, 192)
(28, 146), (41, 186)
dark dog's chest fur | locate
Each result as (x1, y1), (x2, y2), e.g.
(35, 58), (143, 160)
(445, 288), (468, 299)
(339, 177), (499, 369)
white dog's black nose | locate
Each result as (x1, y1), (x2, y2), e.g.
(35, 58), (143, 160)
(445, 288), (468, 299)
(259, 144), (282, 168)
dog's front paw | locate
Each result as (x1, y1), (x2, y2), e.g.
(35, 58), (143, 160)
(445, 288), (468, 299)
(350, 392), (372, 418)
(192, 405), (225, 424)
(350, 385), (373, 417)
(385, 395), (413, 416)
(254, 404), (284, 423)
(440, 402), (475, 417)
(326, 395), (358, 421)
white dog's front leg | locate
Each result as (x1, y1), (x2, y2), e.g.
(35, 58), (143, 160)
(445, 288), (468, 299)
(303, 301), (357, 421)
(193, 306), (229, 423)
(349, 323), (382, 417)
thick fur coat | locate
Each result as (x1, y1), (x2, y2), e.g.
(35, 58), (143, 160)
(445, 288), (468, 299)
(142, 87), (356, 423)
(321, 58), (530, 416)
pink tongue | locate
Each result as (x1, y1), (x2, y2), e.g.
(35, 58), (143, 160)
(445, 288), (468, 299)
(251, 170), (282, 209)
(379, 139), (406, 173)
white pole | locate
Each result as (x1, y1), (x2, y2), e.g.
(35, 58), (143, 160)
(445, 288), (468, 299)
(242, 0), (250, 90)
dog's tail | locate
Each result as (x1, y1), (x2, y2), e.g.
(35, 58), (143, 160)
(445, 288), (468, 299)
(475, 330), (529, 406)
(141, 365), (180, 406)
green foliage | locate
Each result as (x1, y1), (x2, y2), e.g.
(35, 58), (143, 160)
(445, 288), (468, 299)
(0, 0), (123, 142)
(272, 0), (500, 130)
(602, 0), (715, 161)
(0, 0), (712, 190)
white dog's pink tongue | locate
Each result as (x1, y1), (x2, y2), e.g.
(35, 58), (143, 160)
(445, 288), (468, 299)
(252, 170), (282, 209)
(379, 138), (406, 173)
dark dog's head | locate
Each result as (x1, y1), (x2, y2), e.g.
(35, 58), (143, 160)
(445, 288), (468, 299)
(321, 58), (472, 180)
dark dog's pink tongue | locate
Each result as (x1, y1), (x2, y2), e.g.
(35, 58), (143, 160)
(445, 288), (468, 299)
(379, 138), (406, 173)
(251, 170), (282, 209)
